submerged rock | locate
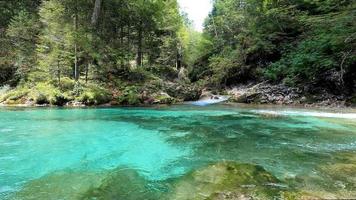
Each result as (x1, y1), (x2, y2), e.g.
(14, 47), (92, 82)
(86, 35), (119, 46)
(168, 162), (288, 200)
(10, 158), (356, 200)
(11, 171), (106, 200)
(285, 152), (356, 199)
(11, 168), (162, 200)
(81, 168), (161, 200)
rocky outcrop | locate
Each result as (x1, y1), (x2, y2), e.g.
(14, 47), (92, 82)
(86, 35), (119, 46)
(152, 92), (176, 104)
(165, 82), (202, 101)
(227, 82), (350, 107)
(228, 82), (302, 105)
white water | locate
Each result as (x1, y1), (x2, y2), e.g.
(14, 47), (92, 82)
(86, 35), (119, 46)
(253, 110), (356, 119)
(190, 96), (230, 106)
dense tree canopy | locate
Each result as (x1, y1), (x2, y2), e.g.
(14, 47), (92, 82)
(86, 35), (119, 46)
(0, 0), (184, 85)
(0, 0), (355, 106)
(198, 0), (355, 94)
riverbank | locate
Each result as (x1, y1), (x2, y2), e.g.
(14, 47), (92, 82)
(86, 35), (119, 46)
(1, 81), (355, 108)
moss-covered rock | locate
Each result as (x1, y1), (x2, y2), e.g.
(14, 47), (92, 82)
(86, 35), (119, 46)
(165, 82), (202, 101)
(168, 162), (288, 200)
(11, 168), (163, 200)
(11, 171), (106, 200)
(153, 92), (176, 104)
(81, 168), (162, 200)
(284, 152), (356, 200)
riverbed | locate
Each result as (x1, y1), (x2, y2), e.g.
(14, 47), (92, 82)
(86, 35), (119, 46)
(1, 104), (356, 199)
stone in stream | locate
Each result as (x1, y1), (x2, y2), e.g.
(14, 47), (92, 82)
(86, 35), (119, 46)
(11, 171), (106, 200)
(167, 162), (289, 200)
(11, 168), (162, 200)
(292, 152), (356, 199)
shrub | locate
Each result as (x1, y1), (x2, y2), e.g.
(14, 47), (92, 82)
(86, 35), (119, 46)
(116, 86), (141, 105)
(77, 84), (111, 105)
(145, 65), (178, 80)
(51, 93), (71, 106)
(0, 86), (30, 103)
(59, 77), (76, 91)
(28, 83), (60, 105)
(126, 68), (152, 82)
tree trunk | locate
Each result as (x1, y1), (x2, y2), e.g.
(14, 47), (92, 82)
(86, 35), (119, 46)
(120, 25), (125, 68)
(136, 20), (143, 67)
(211, 15), (218, 38)
(57, 58), (61, 87)
(91, 0), (102, 27)
(85, 62), (89, 83)
(127, 20), (131, 64)
(74, 3), (79, 81)
(176, 42), (182, 69)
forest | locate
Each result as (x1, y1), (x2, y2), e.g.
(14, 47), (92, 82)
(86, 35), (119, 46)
(0, 0), (355, 106)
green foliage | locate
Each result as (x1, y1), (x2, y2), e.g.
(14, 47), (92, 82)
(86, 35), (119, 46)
(0, 0), (188, 106)
(145, 65), (178, 80)
(125, 68), (152, 83)
(202, 0), (355, 93)
(77, 84), (111, 106)
(0, 0), (41, 29)
(36, 0), (74, 83)
(178, 25), (213, 67)
(0, 86), (30, 104)
(202, 0), (303, 84)
(28, 83), (62, 105)
(58, 77), (76, 91)
(6, 11), (40, 82)
(265, 8), (356, 85)
(1, 0), (354, 105)
(116, 86), (141, 105)
(348, 95), (356, 105)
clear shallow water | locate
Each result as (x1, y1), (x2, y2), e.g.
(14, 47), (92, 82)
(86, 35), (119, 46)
(1, 105), (356, 199)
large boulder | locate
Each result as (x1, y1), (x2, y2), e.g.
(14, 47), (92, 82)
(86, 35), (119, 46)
(228, 83), (302, 105)
(165, 82), (202, 101)
(152, 92), (176, 104)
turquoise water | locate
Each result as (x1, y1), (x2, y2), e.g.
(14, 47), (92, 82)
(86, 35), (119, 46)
(1, 104), (356, 199)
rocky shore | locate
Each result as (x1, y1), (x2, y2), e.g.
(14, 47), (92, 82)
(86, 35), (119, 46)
(1, 82), (355, 108)
(225, 82), (355, 108)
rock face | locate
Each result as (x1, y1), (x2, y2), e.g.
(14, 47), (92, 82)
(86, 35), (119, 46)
(165, 82), (202, 101)
(227, 82), (350, 107)
(228, 82), (302, 105)
(152, 92), (176, 104)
